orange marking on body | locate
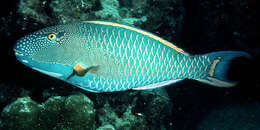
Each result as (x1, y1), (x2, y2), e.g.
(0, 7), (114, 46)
(73, 64), (86, 76)
(209, 59), (220, 77)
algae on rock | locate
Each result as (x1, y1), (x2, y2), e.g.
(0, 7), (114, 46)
(1, 94), (95, 130)
(95, 0), (147, 25)
(17, 0), (147, 28)
(17, 0), (184, 45)
(1, 97), (42, 130)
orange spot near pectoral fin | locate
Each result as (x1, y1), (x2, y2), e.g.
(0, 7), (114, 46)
(67, 64), (100, 80)
(73, 64), (87, 76)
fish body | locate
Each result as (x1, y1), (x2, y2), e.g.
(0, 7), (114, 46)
(14, 21), (250, 92)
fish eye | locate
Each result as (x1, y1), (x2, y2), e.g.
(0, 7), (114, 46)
(48, 34), (56, 40)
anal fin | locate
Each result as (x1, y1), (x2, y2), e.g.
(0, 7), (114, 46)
(197, 77), (237, 87)
(133, 79), (183, 90)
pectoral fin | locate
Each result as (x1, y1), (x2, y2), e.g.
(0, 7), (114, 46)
(66, 64), (99, 80)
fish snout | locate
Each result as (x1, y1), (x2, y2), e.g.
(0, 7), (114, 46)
(13, 37), (34, 64)
(14, 35), (36, 57)
(14, 40), (27, 57)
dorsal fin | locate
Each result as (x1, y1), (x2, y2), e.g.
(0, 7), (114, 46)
(85, 20), (190, 56)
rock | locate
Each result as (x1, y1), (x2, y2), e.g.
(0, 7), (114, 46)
(118, 106), (147, 130)
(0, 119), (3, 129)
(95, 0), (120, 20)
(1, 97), (42, 130)
(39, 96), (66, 129)
(16, 0), (184, 38)
(1, 94), (95, 129)
(97, 103), (147, 130)
(64, 94), (95, 129)
(94, 0), (147, 25)
(0, 83), (31, 111)
(95, 89), (172, 129)
(18, 0), (50, 25)
(97, 124), (115, 130)
(17, 0), (147, 28)
(48, 0), (100, 23)
(17, 0), (99, 25)
(139, 88), (172, 129)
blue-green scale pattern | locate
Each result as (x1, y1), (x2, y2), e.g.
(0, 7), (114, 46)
(70, 22), (212, 92)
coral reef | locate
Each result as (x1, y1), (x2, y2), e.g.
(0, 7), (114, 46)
(17, 0), (149, 27)
(0, 0), (258, 129)
(95, 89), (172, 129)
(16, 0), (184, 41)
(139, 89), (172, 127)
(96, 124), (115, 130)
(0, 90), (172, 129)
(0, 83), (31, 111)
(94, 0), (147, 25)
(18, 0), (49, 24)
(17, 0), (100, 24)
(1, 94), (95, 129)
(48, 0), (100, 23)
(1, 97), (41, 129)
(97, 103), (147, 129)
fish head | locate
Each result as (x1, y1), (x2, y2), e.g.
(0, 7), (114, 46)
(14, 23), (82, 80)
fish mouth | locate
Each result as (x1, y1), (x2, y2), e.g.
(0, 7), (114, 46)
(14, 49), (26, 56)
(14, 49), (32, 64)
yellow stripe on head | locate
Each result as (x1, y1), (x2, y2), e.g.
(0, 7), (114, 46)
(86, 21), (189, 56)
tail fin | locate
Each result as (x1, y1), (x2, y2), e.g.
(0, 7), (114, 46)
(198, 51), (251, 87)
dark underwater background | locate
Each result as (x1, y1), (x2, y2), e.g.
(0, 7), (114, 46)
(0, 0), (259, 129)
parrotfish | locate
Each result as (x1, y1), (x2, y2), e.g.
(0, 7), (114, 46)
(14, 21), (250, 92)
